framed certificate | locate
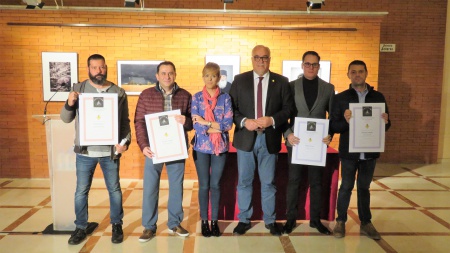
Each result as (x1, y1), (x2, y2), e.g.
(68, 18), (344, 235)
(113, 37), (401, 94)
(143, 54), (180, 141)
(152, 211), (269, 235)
(145, 109), (188, 164)
(78, 93), (119, 146)
(291, 117), (329, 167)
(349, 103), (385, 153)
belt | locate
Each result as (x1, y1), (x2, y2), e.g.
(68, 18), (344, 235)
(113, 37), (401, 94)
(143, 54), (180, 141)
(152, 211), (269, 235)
(256, 129), (265, 135)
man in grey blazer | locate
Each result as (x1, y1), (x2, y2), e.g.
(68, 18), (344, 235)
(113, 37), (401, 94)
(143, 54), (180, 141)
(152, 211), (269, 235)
(229, 45), (294, 236)
(283, 51), (334, 235)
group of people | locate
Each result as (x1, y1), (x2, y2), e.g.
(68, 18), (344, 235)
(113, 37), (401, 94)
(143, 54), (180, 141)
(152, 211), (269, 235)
(60, 44), (390, 245)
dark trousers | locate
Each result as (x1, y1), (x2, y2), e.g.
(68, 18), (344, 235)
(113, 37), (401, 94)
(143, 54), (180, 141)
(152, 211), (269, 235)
(286, 147), (324, 221)
(336, 158), (377, 224)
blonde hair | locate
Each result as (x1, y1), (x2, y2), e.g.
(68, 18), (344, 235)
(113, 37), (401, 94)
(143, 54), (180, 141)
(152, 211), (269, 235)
(202, 62), (221, 77)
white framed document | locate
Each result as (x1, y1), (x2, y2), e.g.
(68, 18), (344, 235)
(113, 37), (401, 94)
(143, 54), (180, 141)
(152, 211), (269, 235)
(349, 103), (385, 153)
(78, 93), (119, 146)
(145, 109), (188, 164)
(292, 117), (329, 167)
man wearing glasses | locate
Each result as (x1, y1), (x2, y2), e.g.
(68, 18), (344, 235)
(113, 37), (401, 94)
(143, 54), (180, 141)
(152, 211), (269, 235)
(229, 45), (294, 236)
(283, 51), (335, 235)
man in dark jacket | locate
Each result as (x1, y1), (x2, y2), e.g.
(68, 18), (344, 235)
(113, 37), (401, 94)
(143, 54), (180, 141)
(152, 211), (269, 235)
(134, 61), (193, 242)
(330, 60), (391, 240)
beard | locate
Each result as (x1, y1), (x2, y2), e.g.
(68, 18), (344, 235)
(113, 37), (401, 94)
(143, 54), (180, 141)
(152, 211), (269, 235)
(89, 71), (107, 85)
(218, 80), (227, 88)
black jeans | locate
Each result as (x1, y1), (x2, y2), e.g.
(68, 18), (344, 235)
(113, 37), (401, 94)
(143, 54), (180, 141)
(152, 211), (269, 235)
(336, 158), (377, 224)
(286, 147), (324, 221)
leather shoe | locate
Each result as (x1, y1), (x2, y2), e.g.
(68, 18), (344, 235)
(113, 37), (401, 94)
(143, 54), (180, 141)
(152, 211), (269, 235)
(233, 222), (251, 235)
(310, 220), (331, 235)
(201, 220), (211, 237)
(265, 223), (282, 236)
(283, 219), (296, 234)
(211, 220), (221, 237)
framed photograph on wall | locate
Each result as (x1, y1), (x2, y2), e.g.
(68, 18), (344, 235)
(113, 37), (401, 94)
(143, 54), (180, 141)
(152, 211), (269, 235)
(205, 55), (240, 93)
(117, 60), (162, 95)
(42, 52), (78, 102)
(282, 60), (331, 83)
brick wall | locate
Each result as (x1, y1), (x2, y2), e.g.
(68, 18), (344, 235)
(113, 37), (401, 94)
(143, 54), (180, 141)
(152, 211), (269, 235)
(0, 1), (446, 178)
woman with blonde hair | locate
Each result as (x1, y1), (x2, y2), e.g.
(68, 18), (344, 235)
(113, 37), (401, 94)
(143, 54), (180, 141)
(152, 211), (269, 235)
(191, 62), (233, 237)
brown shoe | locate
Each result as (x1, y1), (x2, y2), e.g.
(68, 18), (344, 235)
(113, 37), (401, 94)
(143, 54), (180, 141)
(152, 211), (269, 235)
(333, 221), (345, 238)
(360, 223), (381, 240)
(138, 229), (155, 242)
(169, 225), (189, 237)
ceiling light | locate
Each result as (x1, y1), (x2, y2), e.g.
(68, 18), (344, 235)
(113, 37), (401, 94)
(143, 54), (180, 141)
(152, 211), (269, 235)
(23, 0), (45, 9)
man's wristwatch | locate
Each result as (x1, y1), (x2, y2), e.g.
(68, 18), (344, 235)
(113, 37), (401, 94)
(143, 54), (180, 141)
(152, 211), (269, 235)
(207, 121), (212, 128)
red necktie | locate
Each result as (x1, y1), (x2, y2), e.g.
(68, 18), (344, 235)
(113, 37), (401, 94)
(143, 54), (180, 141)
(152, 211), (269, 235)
(257, 76), (264, 118)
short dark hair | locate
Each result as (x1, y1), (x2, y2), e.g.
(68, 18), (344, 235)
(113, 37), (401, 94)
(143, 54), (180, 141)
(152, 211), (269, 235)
(348, 60), (367, 72)
(87, 54), (105, 66)
(157, 61), (176, 73)
(302, 51), (320, 62)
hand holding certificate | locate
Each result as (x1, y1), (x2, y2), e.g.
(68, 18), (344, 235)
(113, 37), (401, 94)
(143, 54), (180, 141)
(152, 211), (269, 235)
(145, 109), (188, 164)
(349, 103), (385, 153)
(291, 117), (329, 167)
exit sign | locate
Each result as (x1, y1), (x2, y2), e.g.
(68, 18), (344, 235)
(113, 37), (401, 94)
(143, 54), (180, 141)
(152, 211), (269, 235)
(380, 44), (396, 52)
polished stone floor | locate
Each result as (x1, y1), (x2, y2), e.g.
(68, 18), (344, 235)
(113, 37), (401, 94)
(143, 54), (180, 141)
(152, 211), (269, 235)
(0, 163), (449, 253)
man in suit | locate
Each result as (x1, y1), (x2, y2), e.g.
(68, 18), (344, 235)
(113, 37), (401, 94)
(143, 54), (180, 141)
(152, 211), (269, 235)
(229, 45), (294, 236)
(282, 51), (334, 235)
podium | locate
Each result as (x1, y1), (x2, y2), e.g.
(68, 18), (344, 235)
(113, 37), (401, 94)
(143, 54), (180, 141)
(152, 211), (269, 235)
(33, 114), (76, 232)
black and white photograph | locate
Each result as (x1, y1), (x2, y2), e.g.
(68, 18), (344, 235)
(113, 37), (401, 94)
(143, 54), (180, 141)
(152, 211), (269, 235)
(205, 55), (240, 94)
(42, 52), (78, 101)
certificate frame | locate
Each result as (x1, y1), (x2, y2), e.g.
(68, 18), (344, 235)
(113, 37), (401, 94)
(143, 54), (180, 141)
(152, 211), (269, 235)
(145, 109), (188, 164)
(117, 60), (162, 95)
(282, 60), (331, 83)
(291, 117), (329, 167)
(78, 93), (119, 146)
(42, 52), (78, 101)
(349, 103), (385, 153)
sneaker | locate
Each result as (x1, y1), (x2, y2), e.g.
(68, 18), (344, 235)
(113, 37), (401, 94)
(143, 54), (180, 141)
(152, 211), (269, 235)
(333, 221), (345, 238)
(233, 222), (251, 235)
(68, 228), (87, 245)
(139, 229), (155, 243)
(360, 223), (381, 240)
(111, 223), (123, 244)
(168, 225), (189, 237)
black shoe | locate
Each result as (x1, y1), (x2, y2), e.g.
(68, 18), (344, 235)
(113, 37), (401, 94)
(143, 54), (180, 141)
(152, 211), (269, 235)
(233, 222), (251, 235)
(310, 220), (331, 235)
(201, 220), (211, 237)
(68, 228), (87, 245)
(111, 223), (123, 243)
(211, 220), (221, 237)
(265, 223), (282, 236)
(283, 219), (296, 234)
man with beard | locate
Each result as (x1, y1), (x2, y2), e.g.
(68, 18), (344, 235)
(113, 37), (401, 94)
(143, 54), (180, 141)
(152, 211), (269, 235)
(60, 54), (131, 245)
(218, 69), (232, 93)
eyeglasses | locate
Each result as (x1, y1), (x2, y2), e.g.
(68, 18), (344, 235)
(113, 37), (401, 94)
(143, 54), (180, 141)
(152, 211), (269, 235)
(303, 62), (320, 68)
(253, 56), (270, 62)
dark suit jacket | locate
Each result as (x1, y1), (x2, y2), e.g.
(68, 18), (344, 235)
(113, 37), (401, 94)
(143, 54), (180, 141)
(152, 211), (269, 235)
(284, 77), (335, 147)
(229, 70), (294, 154)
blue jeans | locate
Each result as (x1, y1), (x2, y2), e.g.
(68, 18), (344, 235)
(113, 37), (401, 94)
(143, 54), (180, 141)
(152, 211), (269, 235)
(336, 158), (377, 224)
(74, 154), (123, 229)
(193, 151), (227, 220)
(236, 134), (277, 224)
(142, 157), (185, 231)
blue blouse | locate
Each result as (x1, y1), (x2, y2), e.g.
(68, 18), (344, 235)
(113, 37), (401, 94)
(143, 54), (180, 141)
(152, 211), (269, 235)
(191, 91), (233, 154)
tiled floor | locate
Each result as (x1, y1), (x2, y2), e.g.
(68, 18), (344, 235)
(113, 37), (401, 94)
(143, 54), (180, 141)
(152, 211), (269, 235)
(1, 163), (449, 253)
